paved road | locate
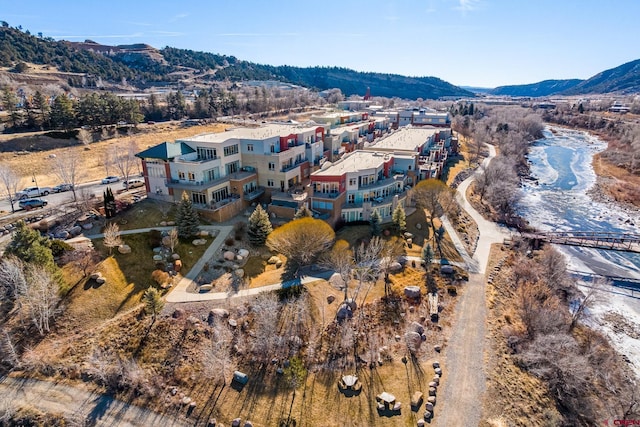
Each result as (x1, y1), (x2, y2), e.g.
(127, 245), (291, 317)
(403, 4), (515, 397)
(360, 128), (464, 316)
(0, 377), (192, 427)
(436, 143), (510, 427)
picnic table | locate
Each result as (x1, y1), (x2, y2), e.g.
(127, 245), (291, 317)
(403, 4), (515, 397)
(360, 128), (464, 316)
(339, 374), (361, 392)
(377, 391), (396, 405)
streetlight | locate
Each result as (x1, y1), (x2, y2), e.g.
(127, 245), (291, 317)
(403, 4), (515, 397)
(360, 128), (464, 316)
(32, 174), (39, 189)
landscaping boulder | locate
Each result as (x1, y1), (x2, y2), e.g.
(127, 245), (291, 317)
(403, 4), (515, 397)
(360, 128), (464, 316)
(118, 244), (131, 254)
(404, 286), (421, 299)
(224, 251), (236, 261)
(69, 225), (82, 236)
(434, 344), (442, 353)
(56, 230), (70, 240)
(433, 361), (440, 369)
(228, 319), (238, 328)
(210, 308), (229, 318)
(162, 236), (172, 246)
(267, 256), (280, 264)
(90, 272), (102, 280)
(416, 223), (422, 230)
(237, 248), (249, 257)
(327, 295), (336, 304)
(160, 221), (167, 226)
(199, 284), (213, 292)
(389, 261), (402, 272)
(411, 321), (424, 335)
(199, 230), (209, 237)
(336, 303), (353, 320)
(404, 232), (414, 239)
(172, 253), (180, 260)
(153, 255), (163, 262)
(192, 238), (207, 246)
(231, 419), (241, 427)
(82, 223), (94, 230)
(174, 259), (182, 272)
(95, 277), (106, 285)
(167, 221), (175, 226)
(234, 269), (245, 278)
(405, 332), (422, 349)
(172, 308), (185, 319)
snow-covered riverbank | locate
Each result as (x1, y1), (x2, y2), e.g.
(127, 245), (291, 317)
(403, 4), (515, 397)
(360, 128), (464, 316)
(519, 126), (640, 378)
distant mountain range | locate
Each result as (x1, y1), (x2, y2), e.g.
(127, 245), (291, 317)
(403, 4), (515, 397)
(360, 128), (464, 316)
(489, 59), (640, 97)
(0, 26), (472, 100)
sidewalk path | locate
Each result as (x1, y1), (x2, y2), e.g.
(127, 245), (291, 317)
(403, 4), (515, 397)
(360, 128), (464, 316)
(436, 143), (510, 427)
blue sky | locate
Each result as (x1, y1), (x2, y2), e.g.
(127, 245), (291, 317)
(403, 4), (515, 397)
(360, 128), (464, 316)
(2, 0), (639, 88)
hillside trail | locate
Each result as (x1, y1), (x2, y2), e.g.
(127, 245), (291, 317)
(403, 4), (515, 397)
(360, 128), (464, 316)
(0, 376), (192, 427)
(435, 144), (510, 427)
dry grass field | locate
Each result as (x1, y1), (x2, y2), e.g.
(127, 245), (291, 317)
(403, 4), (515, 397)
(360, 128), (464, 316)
(0, 122), (229, 188)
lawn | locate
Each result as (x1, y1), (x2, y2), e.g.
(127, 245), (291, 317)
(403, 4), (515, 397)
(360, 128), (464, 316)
(107, 199), (178, 231)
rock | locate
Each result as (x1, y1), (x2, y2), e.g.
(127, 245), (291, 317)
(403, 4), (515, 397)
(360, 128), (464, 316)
(82, 223), (94, 230)
(167, 221), (175, 226)
(181, 396), (191, 405)
(162, 236), (171, 246)
(267, 256), (280, 264)
(174, 259), (182, 272)
(90, 272), (102, 280)
(187, 316), (199, 325)
(192, 238), (207, 246)
(424, 410), (432, 419)
(170, 387), (178, 395)
(389, 261), (402, 272)
(435, 367), (442, 376)
(153, 247), (162, 253)
(208, 419), (217, 427)
(160, 221), (167, 226)
(428, 387), (436, 396)
(235, 255), (244, 261)
(199, 284), (213, 292)
(95, 277), (106, 285)
(231, 419), (241, 427)
(199, 230), (209, 237)
(228, 319), (238, 327)
(434, 344), (442, 352)
(411, 321), (424, 335)
(427, 396), (436, 404)
(189, 401), (197, 408)
(416, 223), (422, 230)
(421, 334), (427, 341)
(429, 381), (437, 389)
(404, 286), (421, 299)
(237, 248), (249, 257)
(417, 420), (425, 427)
(406, 238), (412, 245)
(432, 376), (440, 385)
(404, 232), (414, 239)
(395, 335), (402, 341)
(276, 368), (284, 375)
(405, 332), (422, 348)
(425, 402), (434, 411)
(172, 308), (185, 319)
(234, 269), (245, 278)
(210, 308), (229, 318)
(69, 225), (82, 236)
(224, 251), (236, 261)
(327, 295), (336, 304)
(118, 244), (131, 254)
(336, 304), (353, 320)
(153, 255), (163, 261)
(433, 361), (440, 369)
(172, 253), (180, 260)
(244, 422), (253, 427)
(275, 260), (283, 268)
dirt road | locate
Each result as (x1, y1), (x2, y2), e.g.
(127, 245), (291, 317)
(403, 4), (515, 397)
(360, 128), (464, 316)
(435, 144), (509, 427)
(0, 376), (192, 427)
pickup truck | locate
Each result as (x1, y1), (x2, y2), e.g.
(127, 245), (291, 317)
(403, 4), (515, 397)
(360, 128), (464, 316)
(14, 186), (53, 200)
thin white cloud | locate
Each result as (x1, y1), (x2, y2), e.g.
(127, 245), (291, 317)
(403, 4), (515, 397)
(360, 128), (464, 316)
(170, 13), (189, 22)
(455, 0), (481, 12)
(216, 32), (363, 38)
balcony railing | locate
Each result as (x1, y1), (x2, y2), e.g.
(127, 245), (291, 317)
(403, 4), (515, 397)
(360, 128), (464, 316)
(174, 156), (219, 164)
(167, 175), (229, 189)
(243, 186), (265, 201)
(281, 158), (307, 172)
(314, 191), (341, 199)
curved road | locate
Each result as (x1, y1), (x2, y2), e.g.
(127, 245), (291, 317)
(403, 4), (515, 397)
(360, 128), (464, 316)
(436, 144), (510, 427)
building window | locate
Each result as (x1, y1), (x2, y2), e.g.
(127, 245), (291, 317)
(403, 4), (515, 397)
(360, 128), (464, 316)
(247, 144), (254, 152)
(188, 172), (195, 182)
(223, 144), (239, 156)
(192, 192), (206, 204)
(178, 171), (185, 180)
(197, 147), (217, 160)
(211, 187), (229, 203)
(349, 178), (357, 186)
(225, 161), (239, 175)
(270, 144), (275, 153)
(348, 194), (354, 203)
(267, 179), (274, 187)
(312, 200), (333, 210)
(268, 162), (275, 170)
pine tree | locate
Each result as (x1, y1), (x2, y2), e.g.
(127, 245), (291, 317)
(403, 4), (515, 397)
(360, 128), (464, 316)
(103, 187), (116, 218)
(247, 205), (273, 246)
(421, 243), (434, 269)
(370, 209), (381, 236)
(293, 205), (313, 220)
(392, 204), (406, 234)
(175, 191), (200, 238)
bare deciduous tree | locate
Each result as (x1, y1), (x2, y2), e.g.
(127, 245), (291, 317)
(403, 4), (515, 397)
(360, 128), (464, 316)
(203, 324), (233, 386)
(168, 227), (179, 254)
(19, 265), (62, 335)
(0, 164), (21, 213)
(569, 277), (605, 330)
(250, 292), (280, 361)
(53, 149), (85, 201)
(103, 222), (123, 255)
(112, 139), (140, 189)
(0, 255), (27, 303)
(321, 239), (354, 299)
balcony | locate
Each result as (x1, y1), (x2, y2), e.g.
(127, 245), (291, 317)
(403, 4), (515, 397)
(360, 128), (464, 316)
(281, 158), (308, 173)
(359, 174), (407, 190)
(243, 186), (265, 201)
(342, 189), (408, 210)
(167, 175), (229, 190)
(314, 191), (341, 199)
(174, 156), (219, 165)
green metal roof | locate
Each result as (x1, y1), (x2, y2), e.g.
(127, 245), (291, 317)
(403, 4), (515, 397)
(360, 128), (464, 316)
(135, 141), (195, 160)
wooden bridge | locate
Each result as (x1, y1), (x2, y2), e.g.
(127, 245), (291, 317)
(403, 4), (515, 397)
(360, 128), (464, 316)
(522, 231), (640, 253)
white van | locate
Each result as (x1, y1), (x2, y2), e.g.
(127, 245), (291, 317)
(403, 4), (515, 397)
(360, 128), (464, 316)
(123, 179), (145, 189)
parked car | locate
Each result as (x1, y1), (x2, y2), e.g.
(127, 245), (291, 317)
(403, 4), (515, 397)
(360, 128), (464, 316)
(122, 178), (145, 189)
(19, 198), (48, 210)
(53, 183), (74, 193)
(14, 186), (52, 200)
(101, 176), (120, 184)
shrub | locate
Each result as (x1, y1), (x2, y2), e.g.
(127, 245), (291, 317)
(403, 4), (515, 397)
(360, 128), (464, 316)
(151, 269), (171, 286)
(225, 237), (235, 246)
(50, 239), (73, 257)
